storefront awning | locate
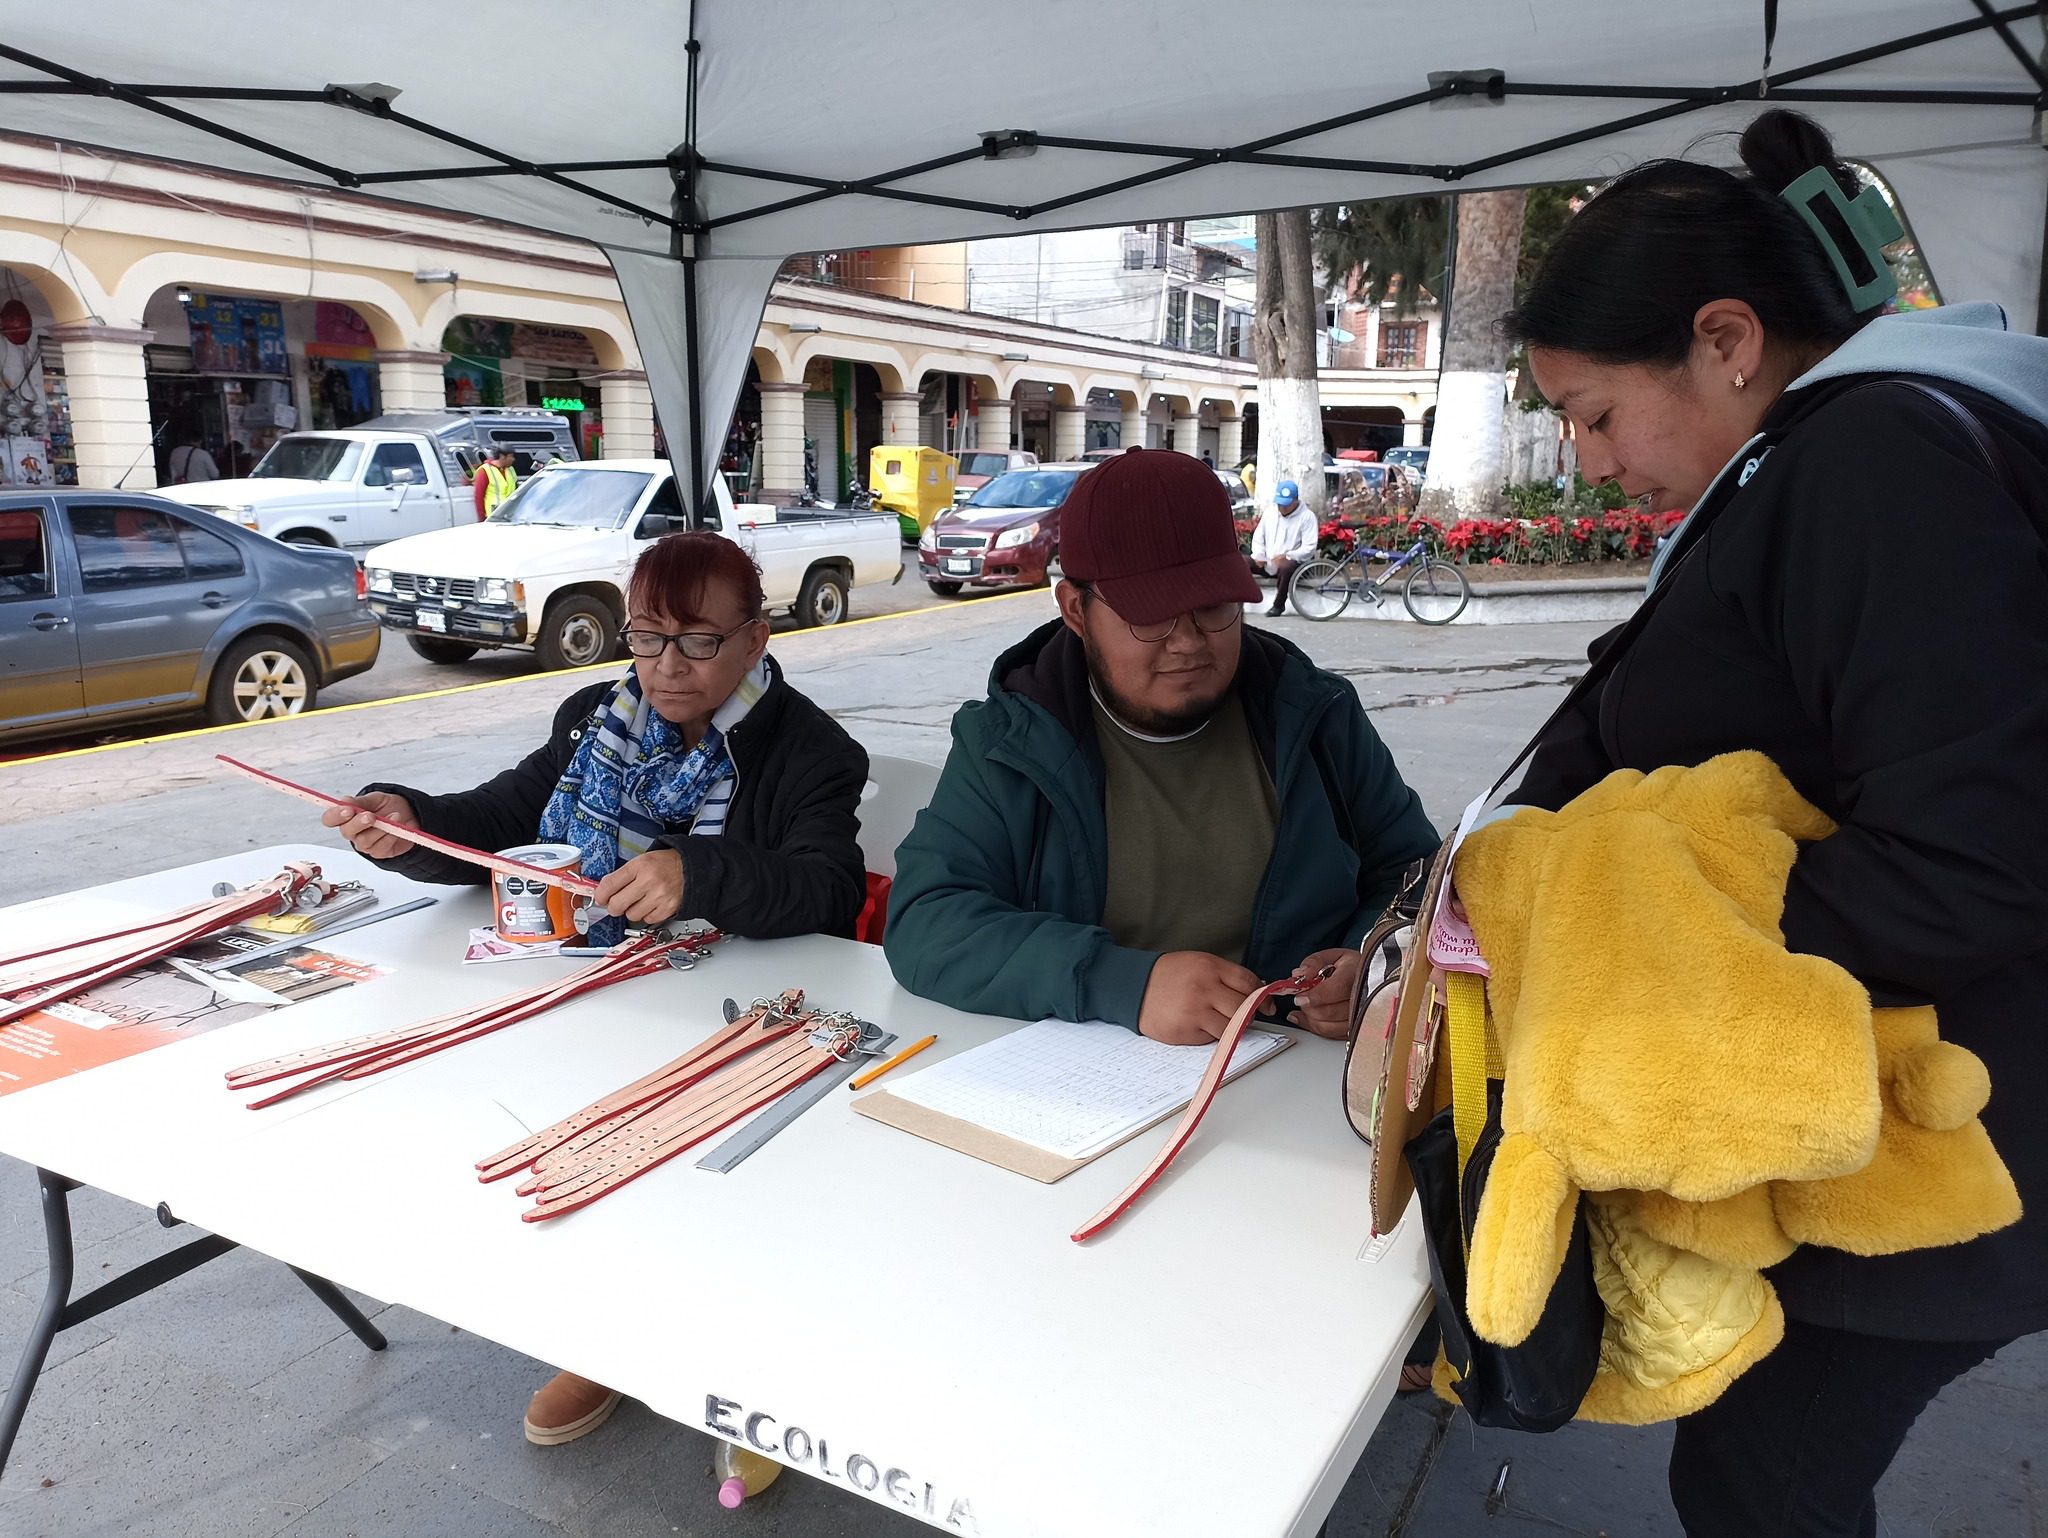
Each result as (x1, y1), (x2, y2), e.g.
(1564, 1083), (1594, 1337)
(3, 2), (2042, 511)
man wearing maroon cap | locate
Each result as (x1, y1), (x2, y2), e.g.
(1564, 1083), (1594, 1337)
(885, 448), (1437, 1041)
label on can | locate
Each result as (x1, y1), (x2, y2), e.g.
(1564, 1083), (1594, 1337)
(493, 843), (585, 944)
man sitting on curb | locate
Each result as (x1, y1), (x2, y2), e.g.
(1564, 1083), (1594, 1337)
(885, 447), (1437, 1043)
(1249, 477), (1317, 617)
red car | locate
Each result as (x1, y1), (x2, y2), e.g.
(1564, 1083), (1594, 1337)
(918, 464), (1087, 595)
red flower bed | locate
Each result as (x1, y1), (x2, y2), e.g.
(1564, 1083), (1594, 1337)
(1239, 507), (1682, 565)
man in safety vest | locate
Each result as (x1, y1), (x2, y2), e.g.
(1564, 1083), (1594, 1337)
(473, 446), (517, 519)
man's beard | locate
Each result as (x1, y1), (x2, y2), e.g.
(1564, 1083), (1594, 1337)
(1080, 630), (1231, 737)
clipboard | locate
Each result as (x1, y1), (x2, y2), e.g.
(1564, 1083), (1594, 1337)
(850, 1032), (1292, 1184)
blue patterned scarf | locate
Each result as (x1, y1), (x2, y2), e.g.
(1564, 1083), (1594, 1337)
(538, 669), (735, 946)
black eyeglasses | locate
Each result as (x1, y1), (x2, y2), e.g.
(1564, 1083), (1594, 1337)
(621, 622), (754, 661)
(1074, 583), (1242, 644)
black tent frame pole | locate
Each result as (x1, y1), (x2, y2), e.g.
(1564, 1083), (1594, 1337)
(677, 3), (711, 528)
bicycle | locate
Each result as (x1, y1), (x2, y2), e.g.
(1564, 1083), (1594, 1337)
(1288, 528), (1471, 625)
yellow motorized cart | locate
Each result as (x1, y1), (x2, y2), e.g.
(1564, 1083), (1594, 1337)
(869, 444), (957, 544)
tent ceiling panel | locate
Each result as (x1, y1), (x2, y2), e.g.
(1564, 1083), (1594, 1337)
(2, 0), (2041, 500)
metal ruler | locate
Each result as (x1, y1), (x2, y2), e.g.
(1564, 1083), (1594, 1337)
(696, 1023), (894, 1173)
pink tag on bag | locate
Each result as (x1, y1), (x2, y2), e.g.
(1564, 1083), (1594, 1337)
(1425, 886), (1490, 976)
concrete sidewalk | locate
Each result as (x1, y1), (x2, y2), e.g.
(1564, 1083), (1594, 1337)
(2, 597), (2040, 1537)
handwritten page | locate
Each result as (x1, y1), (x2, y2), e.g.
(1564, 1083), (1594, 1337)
(885, 1018), (1291, 1161)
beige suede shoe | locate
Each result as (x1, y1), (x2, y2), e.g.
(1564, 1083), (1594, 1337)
(523, 1370), (623, 1446)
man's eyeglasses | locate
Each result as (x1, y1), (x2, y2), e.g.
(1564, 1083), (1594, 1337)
(1075, 583), (1242, 644)
(620, 622), (754, 661)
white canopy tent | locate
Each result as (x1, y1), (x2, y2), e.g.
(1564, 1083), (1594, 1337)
(3, 2), (2042, 513)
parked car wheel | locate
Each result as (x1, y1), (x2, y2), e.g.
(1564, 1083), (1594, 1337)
(927, 579), (964, 597)
(207, 634), (317, 725)
(405, 635), (482, 665)
(536, 596), (617, 671)
(797, 566), (849, 627)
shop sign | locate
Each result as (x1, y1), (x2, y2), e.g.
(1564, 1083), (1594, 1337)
(183, 292), (288, 376)
(511, 323), (599, 366)
(540, 395), (585, 412)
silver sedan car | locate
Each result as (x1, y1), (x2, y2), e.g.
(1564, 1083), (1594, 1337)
(1, 489), (379, 748)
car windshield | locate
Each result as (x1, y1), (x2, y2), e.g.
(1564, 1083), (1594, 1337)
(967, 469), (1081, 509)
(490, 469), (653, 528)
(957, 452), (1013, 478)
(252, 437), (364, 482)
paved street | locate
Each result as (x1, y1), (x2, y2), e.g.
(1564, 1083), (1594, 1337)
(1, 553), (963, 764)
(2, 597), (2041, 1537)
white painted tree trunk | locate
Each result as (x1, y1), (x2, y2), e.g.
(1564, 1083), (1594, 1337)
(1420, 189), (1527, 523)
(1254, 375), (1324, 516)
(1252, 209), (1325, 514)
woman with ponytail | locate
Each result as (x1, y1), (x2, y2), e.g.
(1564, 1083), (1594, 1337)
(1504, 110), (2048, 1536)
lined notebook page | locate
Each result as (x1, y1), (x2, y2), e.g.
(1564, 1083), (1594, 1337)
(885, 1018), (1291, 1161)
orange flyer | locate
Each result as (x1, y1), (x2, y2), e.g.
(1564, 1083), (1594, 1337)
(0, 947), (387, 1097)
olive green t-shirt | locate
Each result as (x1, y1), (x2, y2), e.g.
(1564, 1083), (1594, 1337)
(1093, 687), (1279, 963)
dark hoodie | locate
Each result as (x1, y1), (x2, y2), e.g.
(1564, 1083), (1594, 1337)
(1519, 303), (2048, 1342)
(884, 618), (1438, 1028)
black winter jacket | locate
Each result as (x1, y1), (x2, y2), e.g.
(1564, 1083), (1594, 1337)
(1519, 356), (2048, 1343)
(364, 658), (869, 939)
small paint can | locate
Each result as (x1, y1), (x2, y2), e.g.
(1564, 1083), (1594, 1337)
(493, 843), (586, 944)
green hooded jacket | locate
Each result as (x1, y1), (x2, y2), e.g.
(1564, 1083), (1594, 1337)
(884, 618), (1438, 1027)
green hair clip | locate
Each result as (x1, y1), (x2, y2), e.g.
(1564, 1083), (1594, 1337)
(1780, 166), (1905, 313)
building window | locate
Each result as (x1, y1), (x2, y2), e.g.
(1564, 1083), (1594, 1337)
(1224, 308), (1252, 359)
(1378, 321), (1426, 369)
(1191, 295), (1220, 354)
(1165, 288), (1188, 348)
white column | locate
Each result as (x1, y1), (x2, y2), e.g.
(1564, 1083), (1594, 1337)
(374, 349), (452, 414)
(978, 396), (1014, 453)
(1173, 414), (1201, 456)
(1121, 398), (1148, 452)
(603, 370), (656, 459)
(48, 324), (155, 490)
(1402, 404), (1427, 447)
(880, 391), (920, 443)
(1053, 404), (1087, 462)
(756, 381), (807, 501)
(1216, 415), (1243, 467)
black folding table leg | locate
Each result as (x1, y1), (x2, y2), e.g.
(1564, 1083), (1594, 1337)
(0, 1169), (387, 1481)
(0, 1170), (78, 1478)
(289, 1267), (386, 1351)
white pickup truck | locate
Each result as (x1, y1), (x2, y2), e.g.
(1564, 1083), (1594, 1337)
(161, 427), (466, 555)
(159, 410), (579, 556)
(360, 460), (902, 669)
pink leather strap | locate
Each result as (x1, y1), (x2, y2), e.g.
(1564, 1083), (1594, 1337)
(1, 864), (320, 1028)
(476, 990), (809, 1182)
(1070, 966), (1330, 1243)
(226, 930), (720, 1108)
(217, 755), (601, 898)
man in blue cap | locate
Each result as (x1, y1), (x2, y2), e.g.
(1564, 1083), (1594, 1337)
(1249, 478), (1317, 616)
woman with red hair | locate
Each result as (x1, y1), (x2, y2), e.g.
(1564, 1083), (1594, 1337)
(321, 530), (868, 1444)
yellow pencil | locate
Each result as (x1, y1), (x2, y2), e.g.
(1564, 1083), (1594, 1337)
(848, 1034), (938, 1090)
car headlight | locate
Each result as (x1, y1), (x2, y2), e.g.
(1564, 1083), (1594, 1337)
(478, 577), (522, 605)
(918, 527), (938, 550)
(217, 503), (259, 530)
(994, 522), (1040, 549)
(366, 567), (395, 595)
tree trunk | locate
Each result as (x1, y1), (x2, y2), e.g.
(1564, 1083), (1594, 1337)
(1419, 189), (1527, 523)
(1252, 209), (1325, 514)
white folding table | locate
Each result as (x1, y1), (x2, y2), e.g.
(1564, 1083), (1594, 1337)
(0, 843), (1431, 1538)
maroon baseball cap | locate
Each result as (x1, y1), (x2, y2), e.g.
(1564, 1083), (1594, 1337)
(1058, 447), (1261, 625)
